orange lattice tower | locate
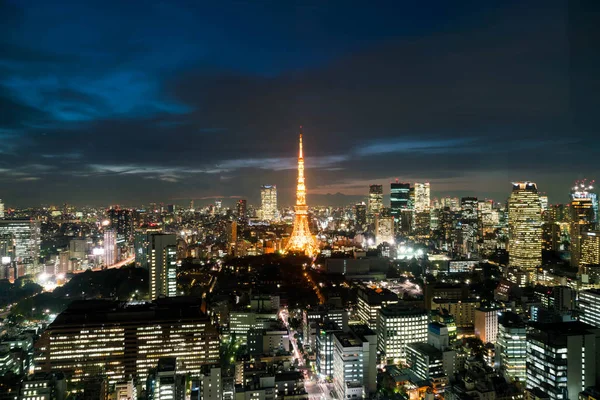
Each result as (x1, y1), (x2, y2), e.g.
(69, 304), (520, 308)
(285, 127), (318, 256)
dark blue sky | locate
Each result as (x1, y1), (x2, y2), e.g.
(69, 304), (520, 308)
(1, 0), (598, 207)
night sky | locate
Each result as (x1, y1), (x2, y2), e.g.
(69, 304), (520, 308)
(1, 0), (599, 207)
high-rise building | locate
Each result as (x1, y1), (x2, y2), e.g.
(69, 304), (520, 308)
(260, 185), (278, 221)
(332, 326), (377, 399)
(474, 306), (501, 344)
(390, 181), (410, 218)
(103, 229), (117, 266)
(355, 203), (367, 229)
(526, 321), (600, 400)
(581, 231), (600, 269)
(414, 182), (431, 212)
(460, 197), (478, 256)
(148, 233), (178, 300)
(316, 320), (343, 380)
(497, 312), (527, 382)
(508, 182), (542, 280)
(0, 219), (41, 276)
(285, 129), (318, 256)
(579, 289), (600, 328)
(34, 298), (219, 384)
(236, 199), (247, 220)
(106, 207), (133, 243)
(356, 286), (398, 329)
(367, 185), (383, 221)
(375, 216), (394, 245)
(571, 180), (599, 225)
(0, 199), (4, 219)
(147, 357), (185, 400)
(376, 304), (428, 363)
(570, 199), (596, 269)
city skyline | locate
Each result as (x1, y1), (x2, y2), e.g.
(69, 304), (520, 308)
(1, 0), (599, 206)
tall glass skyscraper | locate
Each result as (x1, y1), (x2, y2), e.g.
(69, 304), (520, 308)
(0, 219), (41, 276)
(390, 181), (410, 218)
(368, 184), (383, 219)
(414, 182), (431, 212)
(508, 182), (542, 282)
(260, 185), (278, 221)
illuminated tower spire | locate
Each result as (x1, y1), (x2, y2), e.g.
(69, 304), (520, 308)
(285, 127), (318, 256)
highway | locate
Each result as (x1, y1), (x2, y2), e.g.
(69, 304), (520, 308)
(72, 255), (135, 274)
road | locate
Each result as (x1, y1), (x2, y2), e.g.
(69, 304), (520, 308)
(280, 308), (334, 400)
(72, 255), (135, 274)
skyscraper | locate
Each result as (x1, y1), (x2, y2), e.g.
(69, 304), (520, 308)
(106, 207), (133, 243)
(460, 197), (478, 256)
(570, 182), (597, 269)
(285, 128), (318, 256)
(260, 185), (278, 221)
(375, 216), (394, 245)
(0, 219), (41, 276)
(497, 312), (526, 382)
(367, 185), (383, 220)
(355, 203), (367, 229)
(508, 182), (542, 280)
(103, 228), (117, 266)
(414, 182), (431, 212)
(236, 199), (247, 220)
(0, 199), (4, 219)
(390, 181), (410, 217)
(148, 233), (178, 300)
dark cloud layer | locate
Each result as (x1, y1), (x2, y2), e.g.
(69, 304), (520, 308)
(0, 0), (599, 207)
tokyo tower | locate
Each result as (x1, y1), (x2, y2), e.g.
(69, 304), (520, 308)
(285, 127), (318, 256)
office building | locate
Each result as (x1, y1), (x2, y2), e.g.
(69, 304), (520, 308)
(147, 357), (185, 400)
(570, 193), (596, 269)
(581, 231), (600, 269)
(260, 185), (278, 221)
(377, 304), (428, 362)
(406, 343), (447, 392)
(332, 326), (377, 399)
(229, 310), (277, 345)
(427, 323), (456, 380)
(237, 199), (247, 220)
(0, 199), (4, 218)
(355, 203), (367, 229)
(368, 184), (383, 220)
(390, 181), (411, 218)
(148, 233), (178, 300)
(431, 298), (479, 329)
(0, 219), (41, 275)
(497, 312), (527, 382)
(508, 182), (542, 280)
(199, 367), (222, 400)
(579, 289), (600, 328)
(526, 321), (600, 400)
(107, 207), (133, 243)
(316, 321), (342, 379)
(104, 228), (117, 266)
(356, 285), (398, 329)
(474, 306), (501, 344)
(375, 215), (394, 245)
(414, 182), (431, 212)
(34, 298), (220, 383)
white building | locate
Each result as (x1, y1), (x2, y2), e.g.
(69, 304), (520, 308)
(0, 219), (41, 276)
(377, 304), (428, 363)
(497, 312), (526, 382)
(414, 182), (431, 212)
(332, 326), (377, 399)
(260, 185), (278, 222)
(103, 228), (117, 266)
(474, 307), (501, 344)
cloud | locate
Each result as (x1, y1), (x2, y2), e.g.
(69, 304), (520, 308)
(0, 0), (597, 207)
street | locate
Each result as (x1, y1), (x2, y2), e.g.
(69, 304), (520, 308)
(279, 308), (335, 400)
